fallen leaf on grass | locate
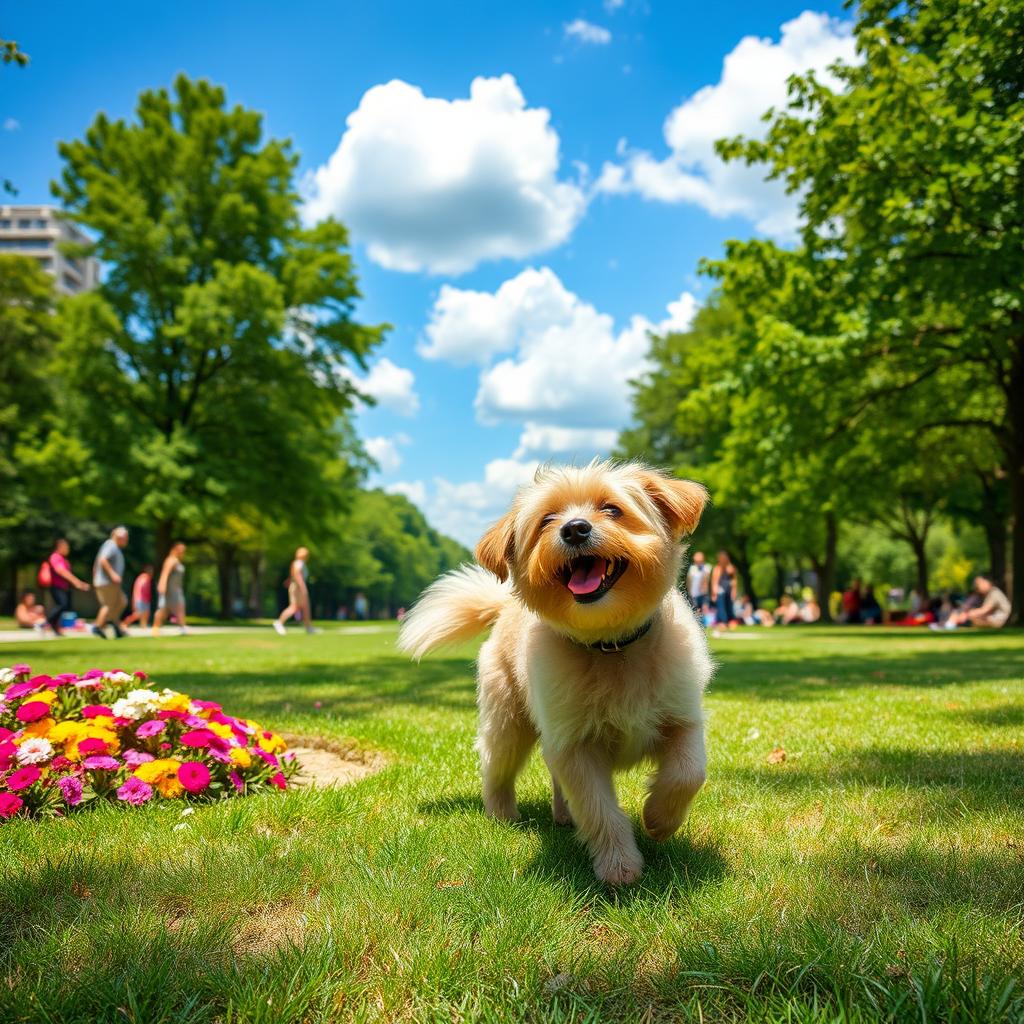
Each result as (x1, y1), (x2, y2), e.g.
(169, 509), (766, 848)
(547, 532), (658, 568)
(435, 879), (465, 889)
(766, 747), (787, 765)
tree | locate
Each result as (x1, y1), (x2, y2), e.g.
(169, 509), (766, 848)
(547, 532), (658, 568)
(722, 0), (1024, 619)
(49, 75), (383, 568)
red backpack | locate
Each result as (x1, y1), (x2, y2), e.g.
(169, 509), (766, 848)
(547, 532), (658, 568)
(37, 557), (53, 589)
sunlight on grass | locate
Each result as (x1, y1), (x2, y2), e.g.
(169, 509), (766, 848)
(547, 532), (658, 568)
(1, 627), (1022, 1022)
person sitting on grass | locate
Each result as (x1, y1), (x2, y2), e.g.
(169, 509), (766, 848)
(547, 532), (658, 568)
(15, 590), (47, 630)
(940, 574), (1011, 630)
(774, 594), (803, 625)
(860, 584), (883, 625)
(840, 579), (862, 624)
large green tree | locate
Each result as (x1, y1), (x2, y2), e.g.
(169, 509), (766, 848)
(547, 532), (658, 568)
(722, 0), (1024, 619)
(49, 75), (383, 564)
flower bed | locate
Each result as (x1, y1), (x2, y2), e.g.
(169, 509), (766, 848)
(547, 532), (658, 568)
(0, 664), (298, 820)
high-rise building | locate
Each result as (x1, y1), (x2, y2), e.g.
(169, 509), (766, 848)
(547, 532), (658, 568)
(0, 204), (100, 295)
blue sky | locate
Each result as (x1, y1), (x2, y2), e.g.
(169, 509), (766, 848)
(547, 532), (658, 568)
(3, 0), (852, 546)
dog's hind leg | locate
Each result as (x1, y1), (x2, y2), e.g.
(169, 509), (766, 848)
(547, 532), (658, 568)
(477, 659), (536, 822)
(544, 758), (573, 826)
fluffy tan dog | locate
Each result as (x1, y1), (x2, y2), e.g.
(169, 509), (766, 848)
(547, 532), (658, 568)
(398, 461), (713, 885)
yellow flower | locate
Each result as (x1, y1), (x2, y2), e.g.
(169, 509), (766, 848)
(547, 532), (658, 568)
(90, 715), (115, 730)
(14, 718), (55, 741)
(34, 691), (58, 705)
(207, 722), (234, 741)
(134, 758), (185, 798)
(229, 747), (252, 768)
(257, 732), (286, 754)
(48, 721), (86, 744)
(160, 691), (190, 713)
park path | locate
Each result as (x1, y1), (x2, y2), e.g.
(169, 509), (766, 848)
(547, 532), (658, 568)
(0, 624), (390, 645)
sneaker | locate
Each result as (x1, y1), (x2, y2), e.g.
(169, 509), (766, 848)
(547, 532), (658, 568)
(272, 621), (287, 636)
(91, 626), (108, 640)
(179, 626), (189, 636)
(112, 624), (127, 639)
(305, 626), (320, 635)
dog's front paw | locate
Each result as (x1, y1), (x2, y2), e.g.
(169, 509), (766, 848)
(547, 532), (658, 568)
(593, 844), (644, 885)
(642, 798), (685, 842)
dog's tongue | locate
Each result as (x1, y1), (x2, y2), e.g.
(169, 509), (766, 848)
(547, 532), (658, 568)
(568, 558), (607, 595)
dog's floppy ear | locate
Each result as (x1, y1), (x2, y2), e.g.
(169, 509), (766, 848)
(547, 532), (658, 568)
(638, 470), (707, 538)
(475, 511), (516, 581)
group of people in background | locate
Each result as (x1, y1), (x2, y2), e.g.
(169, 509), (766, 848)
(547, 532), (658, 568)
(23, 528), (190, 638)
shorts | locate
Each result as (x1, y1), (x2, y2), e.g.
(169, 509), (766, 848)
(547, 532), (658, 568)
(134, 601), (151, 614)
(158, 588), (184, 611)
(95, 582), (127, 618)
(288, 582), (305, 606)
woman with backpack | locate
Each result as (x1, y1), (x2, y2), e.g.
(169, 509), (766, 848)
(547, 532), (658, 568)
(40, 538), (90, 635)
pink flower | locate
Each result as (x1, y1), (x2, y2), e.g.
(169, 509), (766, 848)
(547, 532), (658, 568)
(81, 669), (104, 679)
(191, 700), (221, 713)
(135, 720), (165, 739)
(0, 727), (12, 741)
(5, 680), (38, 701)
(133, 671), (148, 681)
(29, 674), (53, 688)
(5, 764), (41, 791)
(208, 748), (233, 764)
(53, 673), (78, 686)
(77, 737), (110, 755)
(122, 749), (154, 768)
(0, 792), (24, 818)
(252, 747), (279, 768)
(178, 761), (210, 794)
(269, 772), (287, 790)
(0, 742), (15, 771)
(159, 742), (172, 751)
(83, 755), (119, 771)
(11, 663), (31, 676)
(179, 729), (216, 748)
(51, 755), (72, 771)
(228, 771), (244, 792)
(58, 775), (83, 806)
(16, 701), (51, 722)
(82, 705), (113, 719)
(157, 709), (187, 720)
(183, 715), (207, 729)
(116, 776), (153, 806)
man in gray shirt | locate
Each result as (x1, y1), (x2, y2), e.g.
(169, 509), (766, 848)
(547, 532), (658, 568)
(92, 526), (129, 639)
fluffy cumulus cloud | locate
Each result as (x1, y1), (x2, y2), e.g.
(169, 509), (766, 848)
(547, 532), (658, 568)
(3, 117), (20, 132)
(406, 269), (698, 545)
(303, 75), (586, 275)
(364, 433), (410, 473)
(564, 19), (612, 44)
(419, 266), (696, 431)
(346, 358), (420, 416)
(595, 11), (856, 238)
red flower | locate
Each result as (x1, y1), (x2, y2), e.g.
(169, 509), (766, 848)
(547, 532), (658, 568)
(81, 705), (114, 719)
(178, 761), (210, 794)
(179, 729), (215, 748)
(16, 701), (50, 723)
(77, 737), (109, 755)
(6, 764), (41, 791)
(0, 792), (24, 818)
(0, 741), (16, 771)
(269, 772), (287, 791)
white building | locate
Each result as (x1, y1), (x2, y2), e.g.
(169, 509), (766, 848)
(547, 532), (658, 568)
(0, 204), (99, 295)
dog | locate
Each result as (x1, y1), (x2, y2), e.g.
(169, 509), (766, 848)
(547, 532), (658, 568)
(398, 461), (713, 885)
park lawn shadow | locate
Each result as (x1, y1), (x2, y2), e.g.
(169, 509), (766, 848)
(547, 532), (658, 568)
(419, 791), (729, 905)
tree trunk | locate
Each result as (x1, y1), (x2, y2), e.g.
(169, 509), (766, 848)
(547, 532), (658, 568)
(910, 537), (929, 605)
(813, 512), (837, 623)
(771, 551), (786, 601)
(247, 553), (263, 618)
(1010, 452), (1023, 625)
(731, 535), (757, 608)
(982, 517), (1008, 592)
(215, 544), (236, 620)
(154, 519), (174, 573)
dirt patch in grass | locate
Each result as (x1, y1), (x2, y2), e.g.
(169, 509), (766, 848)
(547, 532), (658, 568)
(283, 733), (385, 788)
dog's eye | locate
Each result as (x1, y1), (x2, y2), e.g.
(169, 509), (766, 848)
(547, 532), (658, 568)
(541, 513), (559, 529)
(601, 504), (623, 518)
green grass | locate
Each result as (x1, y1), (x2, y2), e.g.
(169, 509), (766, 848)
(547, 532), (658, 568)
(1, 626), (1022, 1023)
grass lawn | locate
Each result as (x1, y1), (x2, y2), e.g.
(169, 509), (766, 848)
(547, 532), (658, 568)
(1, 626), (1022, 1023)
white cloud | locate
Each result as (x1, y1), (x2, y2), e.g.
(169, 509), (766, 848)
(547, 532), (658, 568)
(513, 424), (620, 459)
(564, 19), (612, 45)
(2, 117), (19, 132)
(303, 75), (586, 275)
(385, 480), (427, 506)
(595, 11), (856, 239)
(364, 434), (408, 473)
(604, 0), (625, 11)
(347, 357), (420, 416)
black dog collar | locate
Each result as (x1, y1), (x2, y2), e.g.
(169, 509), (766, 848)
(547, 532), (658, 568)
(577, 617), (655, 653)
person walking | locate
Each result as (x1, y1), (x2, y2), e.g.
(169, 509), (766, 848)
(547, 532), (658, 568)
(92, 526), (130, 639)
(273, 546), (316, 635)
(152, 543), (188, 636)
(686, 550), (711, 617)
(123, 564), (153, 629)
(40, 538), (90, 636)
(711, 549), (737, 626)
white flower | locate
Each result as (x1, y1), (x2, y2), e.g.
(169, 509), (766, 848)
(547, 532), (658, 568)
(0, 668), (15, 685)
(16, 738), (53, 764)
(103, 671), (135, 686)
(110, 698), (140, 720)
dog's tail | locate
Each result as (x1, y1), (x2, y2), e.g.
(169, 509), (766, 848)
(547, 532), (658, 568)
(398, 564), (512, 660)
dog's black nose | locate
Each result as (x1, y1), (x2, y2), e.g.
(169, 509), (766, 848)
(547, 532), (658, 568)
(560, 518), (592, 546)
